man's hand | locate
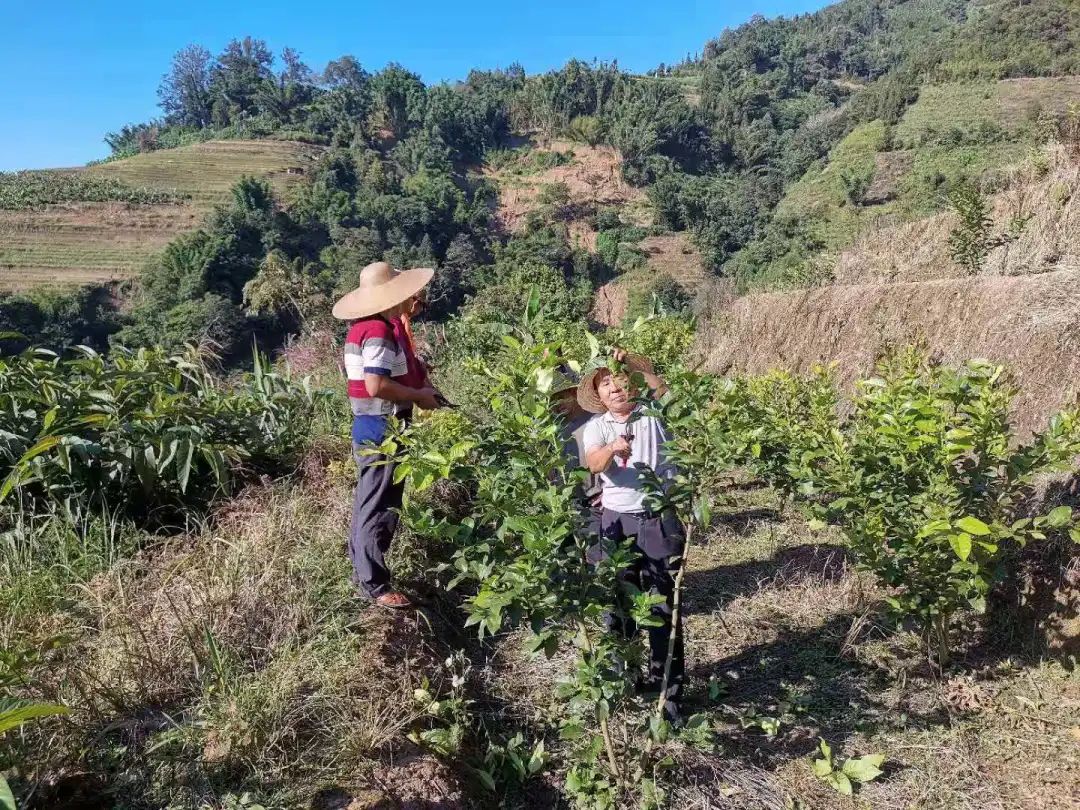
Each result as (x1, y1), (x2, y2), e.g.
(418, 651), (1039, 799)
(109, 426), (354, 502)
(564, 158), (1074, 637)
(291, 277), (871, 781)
(610, 435), (632, 460)
(414, 387), (441, 411)
(609, 346), (667, 398)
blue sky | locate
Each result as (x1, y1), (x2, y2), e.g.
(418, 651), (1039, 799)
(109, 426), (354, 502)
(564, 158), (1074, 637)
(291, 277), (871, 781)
(0, 0), (826, 171)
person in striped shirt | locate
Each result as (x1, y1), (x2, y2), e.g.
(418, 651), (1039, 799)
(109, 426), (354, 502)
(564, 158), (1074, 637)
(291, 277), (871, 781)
(334, 261), (443, 609)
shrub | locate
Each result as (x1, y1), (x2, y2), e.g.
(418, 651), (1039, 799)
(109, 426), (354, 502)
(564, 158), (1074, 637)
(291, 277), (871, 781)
(803, 349), (1080, 662)
(741, 367), (839, 503)
(0, 345), (325, 521)
(566, 115), (604, 146)
(616, 316), (695, 375)
(947, 181), (994, 274)
(391, 340), (733, 805)
(624, 276), (691, 324)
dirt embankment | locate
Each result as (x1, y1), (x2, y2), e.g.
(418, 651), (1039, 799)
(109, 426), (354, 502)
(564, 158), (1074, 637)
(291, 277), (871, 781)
(488, 139), (646, 233)
(697, 269), (1080, 435)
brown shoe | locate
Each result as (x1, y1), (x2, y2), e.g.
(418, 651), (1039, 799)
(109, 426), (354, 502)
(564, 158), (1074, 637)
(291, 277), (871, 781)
(374, 591), (413, 609)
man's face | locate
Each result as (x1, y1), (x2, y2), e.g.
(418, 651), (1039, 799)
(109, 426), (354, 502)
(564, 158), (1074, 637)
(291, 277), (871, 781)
(553, 389), (581, 418)
(597, 370), (635, 413)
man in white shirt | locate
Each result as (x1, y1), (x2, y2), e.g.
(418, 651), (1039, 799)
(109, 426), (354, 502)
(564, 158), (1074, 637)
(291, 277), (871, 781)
(579, 352), (684, 722)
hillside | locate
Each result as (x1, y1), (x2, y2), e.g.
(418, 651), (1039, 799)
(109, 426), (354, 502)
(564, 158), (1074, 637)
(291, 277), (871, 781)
(4, 0), (1080, 807)
(0, 140), (320, 290)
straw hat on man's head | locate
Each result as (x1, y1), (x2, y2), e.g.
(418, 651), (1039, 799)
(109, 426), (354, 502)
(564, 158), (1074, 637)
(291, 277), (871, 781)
(332, 261), (435, 320)
(576, 353), (653, 414)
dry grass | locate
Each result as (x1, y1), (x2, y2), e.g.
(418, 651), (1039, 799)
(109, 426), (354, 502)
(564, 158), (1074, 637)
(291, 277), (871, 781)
(486, 138), (649, 237)
(85, 140), (321, 206)
(0, 140), (321, 290)
(834, 143), (1079, 283)
(675, 493), (1080, 810)
(894, 77), (1080, 148)
(5, 477), (456, 807)
(697, 261), (1080, 437)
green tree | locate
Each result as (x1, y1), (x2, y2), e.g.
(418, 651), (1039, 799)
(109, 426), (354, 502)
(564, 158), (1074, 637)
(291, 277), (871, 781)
(158, 44), (214, 128)
(371, 64), (427, 140)
(209, 37), (275, 124)
(803, 350), (1080, 664)
(947, 181), (994, 274)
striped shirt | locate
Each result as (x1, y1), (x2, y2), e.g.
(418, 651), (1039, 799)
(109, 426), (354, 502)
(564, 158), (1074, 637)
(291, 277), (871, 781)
(344, 316), (411, 445)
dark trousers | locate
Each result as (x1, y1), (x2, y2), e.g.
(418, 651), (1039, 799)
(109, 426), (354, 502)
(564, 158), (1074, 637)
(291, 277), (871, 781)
(348, 446), (404, 598)
(589, 508), (685, 711)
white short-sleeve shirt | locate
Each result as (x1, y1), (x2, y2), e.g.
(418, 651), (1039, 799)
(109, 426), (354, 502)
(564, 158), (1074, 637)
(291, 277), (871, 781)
(581, 407), (675, 514)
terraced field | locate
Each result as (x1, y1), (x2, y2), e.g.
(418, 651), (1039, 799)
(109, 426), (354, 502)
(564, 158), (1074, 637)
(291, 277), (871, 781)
(0, 140), (322, 290)
(85, 139), (322, 206)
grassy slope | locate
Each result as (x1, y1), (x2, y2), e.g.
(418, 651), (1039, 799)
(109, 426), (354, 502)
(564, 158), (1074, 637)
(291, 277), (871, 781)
(8, 457), (1077, 808)
(756, 76), (1080, 287)
(0, 140), (322, 291)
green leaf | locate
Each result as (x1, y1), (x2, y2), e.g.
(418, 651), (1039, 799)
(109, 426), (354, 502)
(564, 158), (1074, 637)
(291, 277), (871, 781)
(527, 739), (545, 774)
(473, 768), (496, 792)
(949, 532), (972, 562)
(535, 367), (554, 394)
(585, 331), (600, 360)
(524, 285), (542, 324)
(955, 516), (990, 536)
(175, 438), (194, 493)
(0, 776), (14, 810)
(1046, 506), (1073, 528)
(807, 518), (826, 532)
(0, 435), (61, 501)
(828, 772), (853, 796)
(818, 738), (832, 762)
(842, 754), (884, 783)
(812, 758), (833, 778)
(0, 700), (69, 735)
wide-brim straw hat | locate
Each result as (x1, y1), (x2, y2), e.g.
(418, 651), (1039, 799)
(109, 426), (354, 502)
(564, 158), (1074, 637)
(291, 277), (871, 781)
(576, 353), (653, 414)
(332, 261), (435, 320)
(549, 364), (580, 396)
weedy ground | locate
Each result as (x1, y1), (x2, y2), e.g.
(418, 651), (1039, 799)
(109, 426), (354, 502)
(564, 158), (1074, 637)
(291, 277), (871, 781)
(5, 459), (1079, 809)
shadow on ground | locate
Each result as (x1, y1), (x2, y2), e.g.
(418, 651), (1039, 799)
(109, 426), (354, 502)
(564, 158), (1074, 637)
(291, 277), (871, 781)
(684, 542), (851, 614)
(686, 615), (950, 767)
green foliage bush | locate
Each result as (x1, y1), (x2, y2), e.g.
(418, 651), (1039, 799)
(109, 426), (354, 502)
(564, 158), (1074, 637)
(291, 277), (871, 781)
(389, 335), (733, 805)
(566, 115), (604, 146)
(623, 276), (691, 324)
(0, 287), (119, 355)
(0, 345), (323, 521)
(947, 181), (994, 274)
(799, 350), (1080, 661)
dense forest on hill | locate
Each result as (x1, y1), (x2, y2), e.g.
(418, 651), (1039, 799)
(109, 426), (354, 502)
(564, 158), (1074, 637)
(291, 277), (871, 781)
(1, 0), (1078, 356)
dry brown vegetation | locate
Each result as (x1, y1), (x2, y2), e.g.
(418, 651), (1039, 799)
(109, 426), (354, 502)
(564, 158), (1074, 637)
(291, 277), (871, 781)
(696, 267), (1080, 437)
(486, 138), (649, 240)
(835, 144), (1079, 284)
(7, 475), (467, 809)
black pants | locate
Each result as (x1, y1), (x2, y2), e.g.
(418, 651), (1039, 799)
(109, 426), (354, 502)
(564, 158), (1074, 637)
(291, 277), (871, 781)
(589, 508), (685, 712)
(348, 446), (404, 598)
